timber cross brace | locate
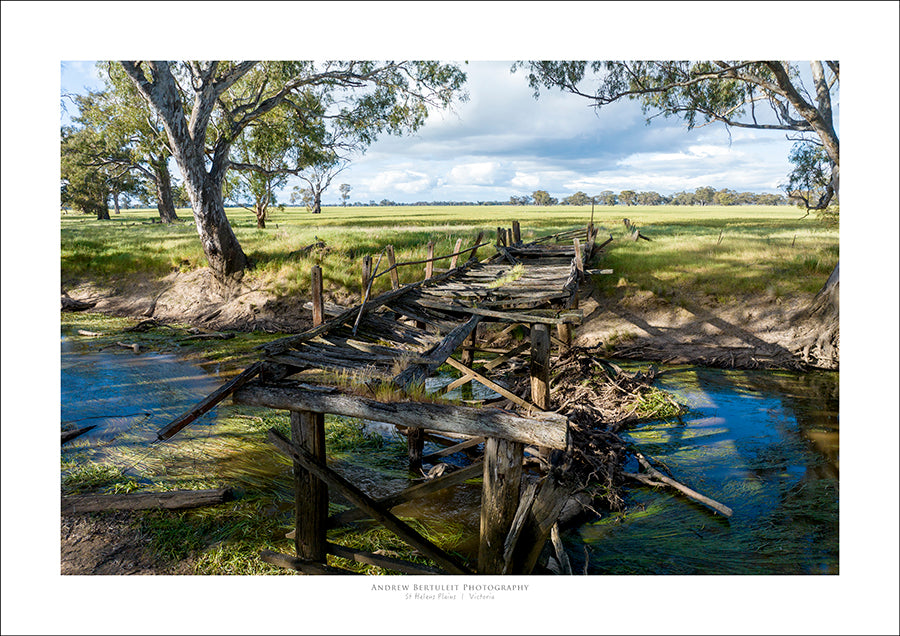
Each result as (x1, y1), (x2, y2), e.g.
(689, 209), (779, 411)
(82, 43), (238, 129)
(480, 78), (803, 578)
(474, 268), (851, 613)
(162, 223), (609, 574)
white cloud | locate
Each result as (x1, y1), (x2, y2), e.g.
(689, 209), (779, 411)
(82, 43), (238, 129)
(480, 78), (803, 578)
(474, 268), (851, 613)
(368, 170), (434, 195)
(510, 171), (540, 189)
(448, 161), (500, 185)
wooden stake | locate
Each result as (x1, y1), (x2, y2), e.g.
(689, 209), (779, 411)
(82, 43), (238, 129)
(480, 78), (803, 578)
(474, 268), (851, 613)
(573, 237), (584, 275)
(512, 220), (521, 245)
(424, 241), (435, 280)
(291, 410), (327, 561)
(386, 245), (400, 290)
(449, 238), (463, 270)
(361, 255), (373, 304)
(479, 437), (524, 574)
(311, 265), (324, 327)
(469, 231), (485, 262)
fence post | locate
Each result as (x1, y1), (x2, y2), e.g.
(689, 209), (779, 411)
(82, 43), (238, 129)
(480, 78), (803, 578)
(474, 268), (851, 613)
(386, 245), (400, 290)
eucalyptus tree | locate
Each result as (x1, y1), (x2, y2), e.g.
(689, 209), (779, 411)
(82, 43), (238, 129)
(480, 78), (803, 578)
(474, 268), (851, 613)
(60, 93), (139, 220)
(516, 60), (840, 366)
(339, 183), (352, 206)
(93, 63), (182, 223)
(118, 61), (467, 285)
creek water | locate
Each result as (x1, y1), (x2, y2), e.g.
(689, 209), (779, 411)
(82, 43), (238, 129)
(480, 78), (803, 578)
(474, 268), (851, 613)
(60, 332), (838, 574)
(569, 364), (839, 575)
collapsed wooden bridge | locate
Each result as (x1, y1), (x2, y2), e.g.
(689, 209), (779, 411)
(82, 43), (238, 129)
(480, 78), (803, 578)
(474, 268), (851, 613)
(159, 221), (611, 575)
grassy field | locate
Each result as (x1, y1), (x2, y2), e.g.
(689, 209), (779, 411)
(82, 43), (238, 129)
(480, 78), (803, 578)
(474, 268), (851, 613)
(61, 204), (839, 302)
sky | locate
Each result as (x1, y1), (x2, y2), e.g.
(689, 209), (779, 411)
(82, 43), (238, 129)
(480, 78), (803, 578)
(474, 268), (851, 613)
(60, 59), (801, 204)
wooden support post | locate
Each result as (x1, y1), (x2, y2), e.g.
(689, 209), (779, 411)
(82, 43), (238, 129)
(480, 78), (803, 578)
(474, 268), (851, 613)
(556, 294), (576, 353)
(385, 245), (400, 290)
(311, 265), (324, 328)
(469, 231), (485, 262)
(512, 220), (521, 245)
(573, 237), (584, 276)
(291, 410), (327, 562)
(496, 227), (505, 247)
(479, 437), (524, 574)
(506, 228), (513, 248)
(530, 323), (551, 411)
(361, 255), (373, 304)
(449, 238), (463, 270)
(424, 241), (435, 280)
(408, 425), (425, 473)
(460, 325), (477, 400)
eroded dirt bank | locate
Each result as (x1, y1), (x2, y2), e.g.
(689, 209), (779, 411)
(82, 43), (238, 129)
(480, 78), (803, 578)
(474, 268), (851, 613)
(63, 267), (838, 371)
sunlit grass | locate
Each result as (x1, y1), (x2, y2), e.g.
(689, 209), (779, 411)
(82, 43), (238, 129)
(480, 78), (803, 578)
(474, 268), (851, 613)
(62, 204), (838, 309)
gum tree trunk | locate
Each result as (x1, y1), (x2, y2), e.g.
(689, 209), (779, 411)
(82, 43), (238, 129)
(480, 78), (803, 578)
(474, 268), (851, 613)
(153, 158), (179, 224)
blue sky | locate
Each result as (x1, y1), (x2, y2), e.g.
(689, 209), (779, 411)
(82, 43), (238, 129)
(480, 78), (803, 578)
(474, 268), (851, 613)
(60, 59), (801, 204)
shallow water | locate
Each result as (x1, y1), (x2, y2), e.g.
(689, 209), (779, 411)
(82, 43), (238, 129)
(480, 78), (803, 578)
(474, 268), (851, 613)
(568, 364), (839, 575)
(61, 330), (224, 458)
(60, 332), (839, 574)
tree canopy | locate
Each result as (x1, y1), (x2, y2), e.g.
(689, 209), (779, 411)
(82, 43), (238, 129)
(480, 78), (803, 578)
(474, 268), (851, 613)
(118, 60), (468, 283)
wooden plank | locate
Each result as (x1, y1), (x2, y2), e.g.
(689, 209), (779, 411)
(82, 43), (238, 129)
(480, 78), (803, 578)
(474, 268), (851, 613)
(291, 410), (327, 561)
(61, 488), (233, 514)
(422, 436), (484, 463)
(329, 461), (484, 525)
(444, 356), (540, 412)
(413, 298), (583, 325)
(392, 315), (482, 389)
(327, 543), (446, 575)
(262, 260), (477, 355)
(478, 437), (524, 574)
(156, 362), (262, 441)
(259, 550), (357, 575)
(509, 469), (573, 574)
(267, 428), (472, 574)
(234, 383), (569, 449)
(502, 482), (538, 574)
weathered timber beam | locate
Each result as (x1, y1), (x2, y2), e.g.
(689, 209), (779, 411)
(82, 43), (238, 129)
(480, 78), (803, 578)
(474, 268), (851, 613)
(422, 437), (484, 463)
(260, 550), (357, 575)
(327, 543), (446, 575)
(233, 383), (569, 449)
(263, 260), (477, 355)
(413, 299), (582, 325)
(156, 362), (262, 441)
(61, 488), (233, 514)
(267, 428), (472, 575)
(329, 461), (484, 526)
(392, 315), (482, 389)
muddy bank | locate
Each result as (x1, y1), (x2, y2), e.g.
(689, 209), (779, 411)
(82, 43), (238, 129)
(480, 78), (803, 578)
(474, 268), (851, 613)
(63, 267), (837, 371)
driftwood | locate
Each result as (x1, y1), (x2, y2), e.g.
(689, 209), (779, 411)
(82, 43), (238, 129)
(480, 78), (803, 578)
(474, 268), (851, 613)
(62, 294), (96, 312)
(61, 425), (97, 444)
(76, 329), (104, 337)
(61, 487), (233, 514)
(327, 543), (445, 575)
(624, 453), (733, 517)
(549, 523), (573, 575)
(259, 549), (356, 575)
(267, 428), (472, 575)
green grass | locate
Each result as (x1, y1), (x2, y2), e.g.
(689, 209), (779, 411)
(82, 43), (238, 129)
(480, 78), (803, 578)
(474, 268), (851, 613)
(61, 204), (838, 306)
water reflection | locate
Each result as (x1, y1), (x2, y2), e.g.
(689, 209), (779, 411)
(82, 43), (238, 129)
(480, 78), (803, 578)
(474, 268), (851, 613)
(570, 365), (839, 575)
